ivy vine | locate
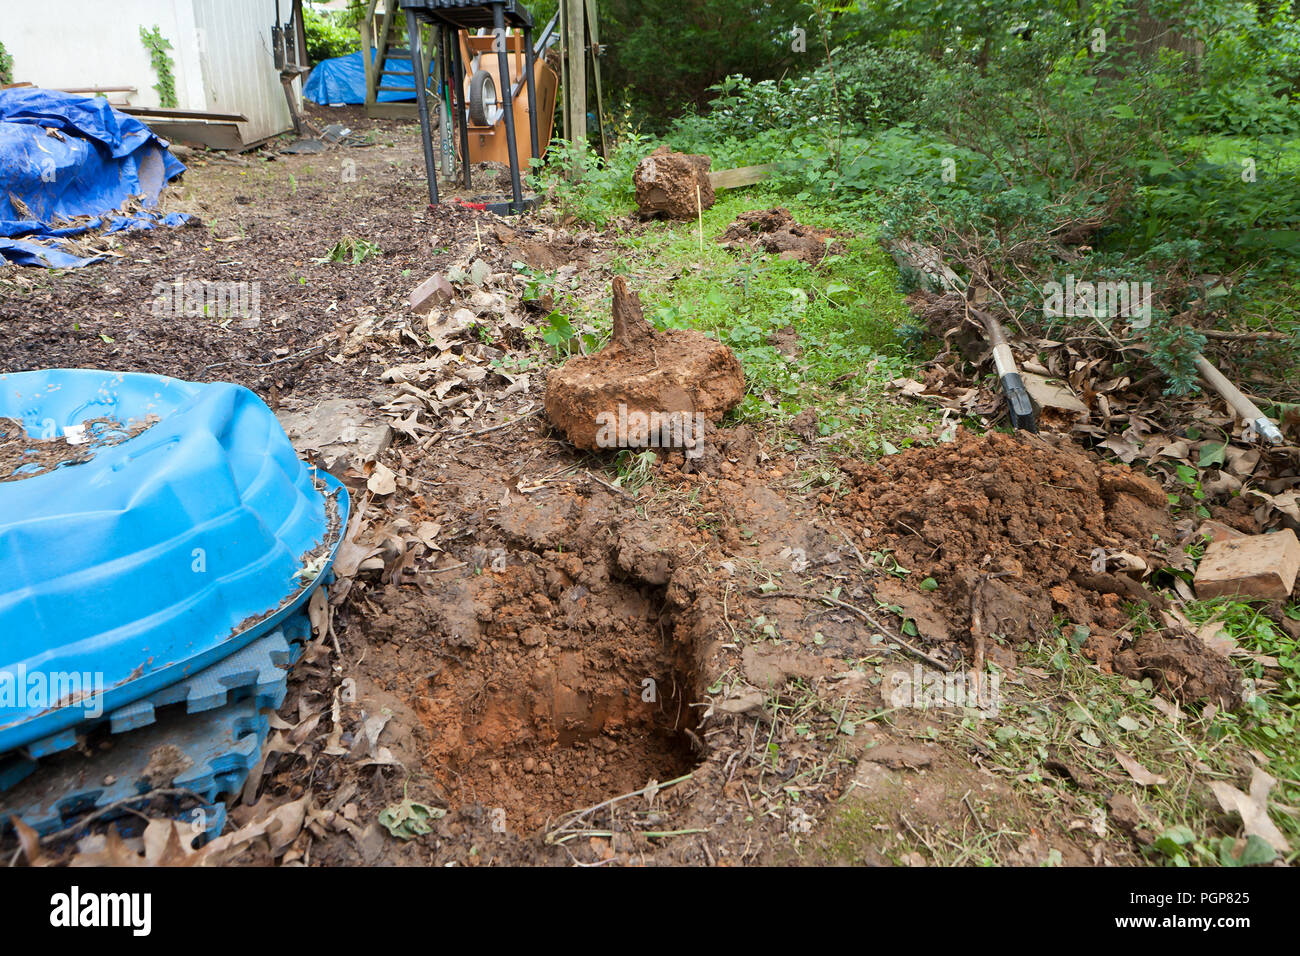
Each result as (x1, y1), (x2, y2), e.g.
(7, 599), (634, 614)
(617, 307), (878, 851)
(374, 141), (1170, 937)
(139, 25), (177, 108)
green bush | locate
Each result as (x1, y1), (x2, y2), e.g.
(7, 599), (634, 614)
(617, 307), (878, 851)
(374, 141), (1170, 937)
(833, 45), (937, 129)
(304, 6), (359, 63)
(0, 41), (13, 86)
(528, 127), (652, 228)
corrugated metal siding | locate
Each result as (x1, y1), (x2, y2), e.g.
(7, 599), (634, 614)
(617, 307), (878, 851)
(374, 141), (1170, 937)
(192, 0), (295, 144)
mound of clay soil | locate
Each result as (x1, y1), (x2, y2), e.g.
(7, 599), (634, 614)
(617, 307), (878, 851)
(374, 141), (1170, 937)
(719, 207), (841, 264)
(633, 146), (714, 220)
(544, 277), (744, 451)
(841, 430), (1240, 704)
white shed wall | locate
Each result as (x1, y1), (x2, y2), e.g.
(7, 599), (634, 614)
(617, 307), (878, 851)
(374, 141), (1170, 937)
(1, 0), (298, 143)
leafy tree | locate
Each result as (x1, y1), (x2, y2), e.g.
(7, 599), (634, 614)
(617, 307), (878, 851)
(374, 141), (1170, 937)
(304, 4), (360, 62)
(599, 0), (815, 124)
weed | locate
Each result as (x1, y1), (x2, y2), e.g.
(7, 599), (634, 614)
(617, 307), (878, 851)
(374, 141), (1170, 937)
(319, 237), (382, 265)
(139, 26), (177, 108)
(610, 449), (657, 494)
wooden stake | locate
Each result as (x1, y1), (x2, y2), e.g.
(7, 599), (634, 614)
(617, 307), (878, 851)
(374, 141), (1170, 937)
(696, 184), (704, 252)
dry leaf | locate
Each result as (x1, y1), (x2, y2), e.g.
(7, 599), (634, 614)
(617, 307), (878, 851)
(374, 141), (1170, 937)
(142, 819), (201, 866)
(1209, 768), (1290, 854)
(332, 498), (382, 578)
(12, 817), (45, 866)
(1114, 748), (1167, 786)
(366, 462), (397, 496)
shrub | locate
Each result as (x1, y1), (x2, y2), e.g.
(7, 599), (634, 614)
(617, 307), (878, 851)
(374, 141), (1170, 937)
(304, 6), (359, 63)
(528, 126), (652, 228)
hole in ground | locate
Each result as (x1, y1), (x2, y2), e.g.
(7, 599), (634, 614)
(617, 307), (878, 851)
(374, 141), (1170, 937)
(413, 552), (700, 834)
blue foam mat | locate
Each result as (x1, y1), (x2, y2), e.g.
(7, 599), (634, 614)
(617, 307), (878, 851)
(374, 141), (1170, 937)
(20, 613), (311, 759)
(0, 696), (268, 838)
(0, 612), (312, 841)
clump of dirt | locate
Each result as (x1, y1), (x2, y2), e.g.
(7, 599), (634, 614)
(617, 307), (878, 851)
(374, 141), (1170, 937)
(841, 429), (1242, 703)
(411, 545), (699, 833)
(842, 430), (1175, 638)
(720, 207), (842, 264)
(544, 277), (744, 451)
(0, 415), (158, 482)
(1114, 631), (1242, 708)
(633, 146), (715, 220)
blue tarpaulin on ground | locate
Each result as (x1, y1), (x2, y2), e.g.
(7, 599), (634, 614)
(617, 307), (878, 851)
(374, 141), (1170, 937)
(304, 48), (431, 105)
(0, 88), (189, 268)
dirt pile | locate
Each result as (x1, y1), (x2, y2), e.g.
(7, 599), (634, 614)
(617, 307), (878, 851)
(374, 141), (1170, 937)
(633, 146), (714, 220)
(719, 207), (841, 264)
(544, 277), (744, 452)
(841, 430), (1240, 703)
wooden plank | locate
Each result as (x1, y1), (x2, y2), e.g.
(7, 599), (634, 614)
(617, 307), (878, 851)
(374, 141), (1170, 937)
(886, 238), (964, 293)
(708, 162), (778, 190)
(365, 102), (418, 119)
(563, 0), (586, 148)
(360, 3), (377, 103)
(119, 106), (248, 122)
(144, 121), (245, 151)
(58, 86), (138, 94)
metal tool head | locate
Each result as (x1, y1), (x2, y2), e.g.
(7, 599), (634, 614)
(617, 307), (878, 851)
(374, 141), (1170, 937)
(1001, 373), (1039, 433)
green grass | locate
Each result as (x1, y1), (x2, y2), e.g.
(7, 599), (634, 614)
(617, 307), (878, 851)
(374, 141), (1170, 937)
(604, 188), (937, 456)
(801, 596), (1300, 867)
(964, 599), (1300, 867)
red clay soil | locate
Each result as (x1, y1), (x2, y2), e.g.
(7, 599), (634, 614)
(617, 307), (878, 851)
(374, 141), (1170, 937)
(410, 551), (697, 833)
(719, 207), (842, 264)
(840, 429), (1240, 703)
(633, 146), (715, 221)
(543, 277), (744, 451)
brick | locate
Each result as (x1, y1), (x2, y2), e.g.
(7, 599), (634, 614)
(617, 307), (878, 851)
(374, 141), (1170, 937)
(408, 273), (454, 315)
(1193, 529), (1300, 601)
(1197, 520), (1247, 546)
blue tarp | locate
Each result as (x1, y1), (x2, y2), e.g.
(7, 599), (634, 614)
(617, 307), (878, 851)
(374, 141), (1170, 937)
(304, 48), (432, 105)
(0, 88), (189, 268)
(0, 369), (348, 755)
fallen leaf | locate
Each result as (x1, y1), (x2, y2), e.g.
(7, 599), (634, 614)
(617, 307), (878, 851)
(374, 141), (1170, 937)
(1114, 749), (1167, 786)
(366, 462), (397, 496)
(1209, 768), (1290, 854)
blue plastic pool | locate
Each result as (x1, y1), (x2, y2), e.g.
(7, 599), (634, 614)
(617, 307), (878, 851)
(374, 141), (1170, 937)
(0, 370), (348, 754)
